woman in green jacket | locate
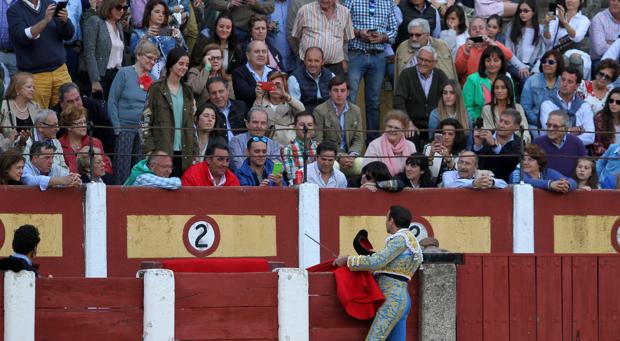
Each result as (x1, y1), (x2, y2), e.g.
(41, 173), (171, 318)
(462, 45), (510, 120)
(142, 47), (198, 177)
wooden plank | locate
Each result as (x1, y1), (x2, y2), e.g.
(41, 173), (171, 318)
(536, 256), (562, 341)
(35, 310), (142, 340)
(310, 328), (369, 340)
(561, 256), (573, 341)
(456, 255), (483, 341)
(571, 256), (598, 341)
(309, 296), (372, 329)
(36, 278), (143, 308)
(598, 257), (620, 341)
(175, 273), (277, 308)
(175, 307), (278, 340)
(309, 272), (336, 295)
(482, 256), (509, 341)
(509, 256), (536, 341)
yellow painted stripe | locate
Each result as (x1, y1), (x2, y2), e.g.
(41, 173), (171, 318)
(554, 215), (618, 253)
(339, 216), (491, 254)
(0, 214), (63, 257)
(126, 215), (277, 258)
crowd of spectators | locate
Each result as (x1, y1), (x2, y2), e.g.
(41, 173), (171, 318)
(0, 0), (619, 192)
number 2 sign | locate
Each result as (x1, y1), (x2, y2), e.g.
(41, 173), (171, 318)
(182, 216), (221, 257)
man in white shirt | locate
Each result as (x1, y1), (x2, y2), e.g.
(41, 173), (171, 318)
(305, 140), (347, 188)
(21, 141), (81, 190)
(539, 67), (595, 146)
(442, 150), (507, 189)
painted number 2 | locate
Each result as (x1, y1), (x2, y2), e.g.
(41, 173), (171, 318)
(194, 223), (210, 248)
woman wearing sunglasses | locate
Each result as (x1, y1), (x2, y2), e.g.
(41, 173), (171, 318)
(577, 59), (620, 116)
(592, 87), (620, 156)
(83, 0), (128, 100)
(520, 49), (564, 138)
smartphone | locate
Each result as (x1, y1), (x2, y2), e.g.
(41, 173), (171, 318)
(54, 0), (68, 16)
(259, 81), (276, 91)
(474, 118), (484, 129)
(272, 162), (283, 175)
(470, 36), (484, 43)
(368, 28), (378, 36)
(159, 27), (173, 36)
(548, 2), (557, 13)
(434, 133), (443, 145)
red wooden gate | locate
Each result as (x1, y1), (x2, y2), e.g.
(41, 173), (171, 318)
(457, 254), (620, 341)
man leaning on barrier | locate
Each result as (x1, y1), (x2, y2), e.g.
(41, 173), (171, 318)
(21, 141), (81, 190)
(124, 150), (181, 190)
(442, 150), (507, 189)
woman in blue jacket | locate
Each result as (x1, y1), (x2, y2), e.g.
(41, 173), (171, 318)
(510, 144), (576, 193)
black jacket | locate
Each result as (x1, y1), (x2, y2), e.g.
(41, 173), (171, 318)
(232, 65), (275, 109)
(0, 256), (39, 277)
(210, 99), (248, 137)
(475, 133), (523, 182)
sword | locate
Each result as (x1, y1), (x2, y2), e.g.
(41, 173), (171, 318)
(304, 233), (338, 257)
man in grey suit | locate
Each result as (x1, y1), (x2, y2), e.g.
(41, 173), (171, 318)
(312, 75), (364, 176)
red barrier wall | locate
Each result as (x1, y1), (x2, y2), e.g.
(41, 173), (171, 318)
(0, 186), (84, 276)
(319, 188), (514, 261)
(106, 187), (299, 276)
(457, 254), (620, 341)
(175, 273), (278, 340)
(534, 190), (620, 253)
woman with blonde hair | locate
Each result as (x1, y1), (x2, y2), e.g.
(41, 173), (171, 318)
(187, 43), (234, 107)
(253, 71), (305, 146)
(108, 39), (159, 184)
(0, 72), (39, 151)
(363, 110), (417, 176)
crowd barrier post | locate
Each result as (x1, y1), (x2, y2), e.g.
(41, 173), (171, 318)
(4, 271), (35, 341)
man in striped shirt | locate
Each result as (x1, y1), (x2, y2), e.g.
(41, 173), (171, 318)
(291, 0), (354, 76)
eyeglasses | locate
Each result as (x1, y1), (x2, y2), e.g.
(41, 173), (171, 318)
(541, 59), (556, 65)
(518, 8), (531, 13)
(73, 119), (87, 126)
(368, 0), (376, 16)
(115, 5), (129, 11)
(409, 33), (425, 38)
(417, 57), (434, 64)
(546, 123), (565, 129)
(207, 55), (222, 61)
(153, 163), (173, 169)
(250, 136), (269, 143)
(609, 98), (620, 105)
(597, 71), (613, 81)
(41, 122), (59, 128)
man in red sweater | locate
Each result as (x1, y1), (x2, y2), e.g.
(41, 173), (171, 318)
(455, 17), (513, 84)
(181, 142), (240, 187)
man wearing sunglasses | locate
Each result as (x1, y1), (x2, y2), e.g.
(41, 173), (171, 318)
(539, 66), (595, 147)
(181, 142), (240, 186)
(235, 136), (287, 187)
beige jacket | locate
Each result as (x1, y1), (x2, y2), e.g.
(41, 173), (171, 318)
(394, 37), (458, 87)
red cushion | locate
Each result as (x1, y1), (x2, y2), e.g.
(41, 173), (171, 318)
(161, 258), (270, 273)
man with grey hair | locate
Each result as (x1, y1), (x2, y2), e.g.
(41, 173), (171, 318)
(232, 40), (274, 109)
(394, 46), (447, 146)
(396, 0), (441, 47)
(23, 109), (69, 172)
(124, 150), (181, 190)
(229, 107), (282, 170)
(394, 18), (456, 85)
(533, 109), (588, 177)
